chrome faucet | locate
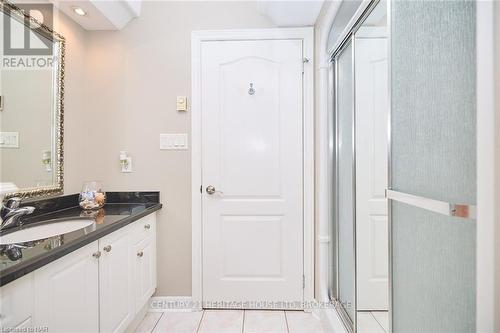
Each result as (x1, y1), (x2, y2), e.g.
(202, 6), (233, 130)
(0, 197), (35, 231)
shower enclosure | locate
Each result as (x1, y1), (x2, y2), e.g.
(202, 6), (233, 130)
(328, 1), (477, 332)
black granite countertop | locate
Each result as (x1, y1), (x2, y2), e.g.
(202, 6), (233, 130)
(0, 192), (162, 287)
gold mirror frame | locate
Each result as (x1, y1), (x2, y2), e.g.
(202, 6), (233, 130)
(1, 0), (65, 199)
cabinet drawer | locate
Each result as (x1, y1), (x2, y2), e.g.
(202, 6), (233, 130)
(130, 213), (156, 243)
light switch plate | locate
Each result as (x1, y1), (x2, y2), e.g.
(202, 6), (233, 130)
(0, 132), (19, 148)
(160, 134), (188, 150)
(176, 96), (187, 112)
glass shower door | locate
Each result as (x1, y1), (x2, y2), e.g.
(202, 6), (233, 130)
(389, 0), (476, 331)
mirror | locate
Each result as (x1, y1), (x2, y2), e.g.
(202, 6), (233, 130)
(0, 1), (65, 199)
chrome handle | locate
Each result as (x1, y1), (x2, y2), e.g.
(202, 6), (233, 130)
(386, 189), (476, 219)
(4, 197), (21, 209)
(103, 245), (112, 252)
(144, 224), (151, 230)
(206, 185), (216, 195)
(92, 251), (102, 259)
(206, 185), (223, 195)
(137, 251), (144, 258)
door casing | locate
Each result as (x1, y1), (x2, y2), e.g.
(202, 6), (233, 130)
(191, 28), (314, 309)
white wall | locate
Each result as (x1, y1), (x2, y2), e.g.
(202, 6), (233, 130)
(68, 1), (275, 296)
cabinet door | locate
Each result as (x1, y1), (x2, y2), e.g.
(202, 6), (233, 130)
(0, 273), (34, 330)
(99, 226), (134, 333)
(34, 242), (99, 333)
(133, 234), (156, 312)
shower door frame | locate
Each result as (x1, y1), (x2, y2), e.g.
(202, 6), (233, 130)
(325, 0), (495, 331)
(330, 36), (357, 332)
(328, 1), (389, 332)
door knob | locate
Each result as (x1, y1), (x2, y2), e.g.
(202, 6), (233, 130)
(206, 185), (216, 195)
(92, 251), (102, 259)
(137, 251), (144, 258)
(206, 185), (223, 195)
(103, 245), (112, 252)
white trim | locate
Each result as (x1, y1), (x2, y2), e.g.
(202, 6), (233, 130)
(149, 297), (196, 312)
(191, 31), (203, 310)
(301, 26), (316, 311)
(315, 0), (342, 308)
(191, 28), (315, 309)
(476, 1), (496, 331)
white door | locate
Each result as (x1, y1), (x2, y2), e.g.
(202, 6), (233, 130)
(201, 39), (304, 306)
(99, 227), (134, 333)
(355, 35), (389, 310)
(34, 242), (99, 333)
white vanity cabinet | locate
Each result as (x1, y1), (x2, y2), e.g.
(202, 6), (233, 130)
(0, 213), (157, 333)
(0, 273), (35, 329)
(131, 214), (157, 312)
(34, 242), (100, 333)
(99, 225), (135, 333)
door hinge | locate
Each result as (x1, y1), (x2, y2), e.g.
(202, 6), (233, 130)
(302, 275), (305, 289)
(200, 185), (203, 194)
(302, 58), (309, 74)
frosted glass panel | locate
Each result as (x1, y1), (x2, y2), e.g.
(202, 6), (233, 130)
(391, 0), (476, 331)
(392, 203), (475, 331)
(336, 41), (355, 322)
(391, 0), (476, 203)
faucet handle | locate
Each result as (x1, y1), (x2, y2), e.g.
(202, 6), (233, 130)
(1, 197), (22, 221)
(3, 197), (21, 209)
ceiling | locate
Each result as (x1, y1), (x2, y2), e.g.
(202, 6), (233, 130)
(15, 0), (325, 31)
(258, 0), (325, 27)
(50, 0), (141, 30)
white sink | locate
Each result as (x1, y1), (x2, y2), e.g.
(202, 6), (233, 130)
(0, 219), (95, 245)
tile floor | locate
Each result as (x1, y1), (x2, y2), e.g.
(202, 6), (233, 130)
(357, 311), (389, 333)
(134, 310), (328, 333)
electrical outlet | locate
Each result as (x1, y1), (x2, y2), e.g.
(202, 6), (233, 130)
(121, 157), (132, 173)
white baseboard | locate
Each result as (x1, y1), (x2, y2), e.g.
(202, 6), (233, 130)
(149, 296), (197, 312)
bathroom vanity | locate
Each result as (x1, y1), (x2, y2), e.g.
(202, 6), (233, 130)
(0, 5), (162, 333)
(0, 192), (162, 333)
